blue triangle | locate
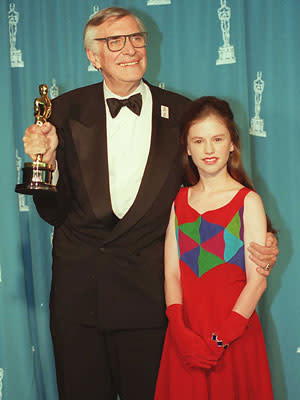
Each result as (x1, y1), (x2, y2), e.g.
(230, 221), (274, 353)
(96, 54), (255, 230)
(180, 246), (200, 277)
(227, 246), (245, 271)
(224, 229), (244, 261)
(199, 218), (224, 243)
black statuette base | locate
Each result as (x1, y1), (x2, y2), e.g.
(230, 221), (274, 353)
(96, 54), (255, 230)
(15, 162), (57, 195)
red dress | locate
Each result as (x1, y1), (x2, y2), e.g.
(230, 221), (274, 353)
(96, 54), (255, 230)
(155, 187), (273, 399)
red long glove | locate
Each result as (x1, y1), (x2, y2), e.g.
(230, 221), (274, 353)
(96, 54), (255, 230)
(206, 311), (249, 357)
(166, 304), (219, 370)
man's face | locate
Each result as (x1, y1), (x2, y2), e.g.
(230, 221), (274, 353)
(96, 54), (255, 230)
(87, 16), (147, 95)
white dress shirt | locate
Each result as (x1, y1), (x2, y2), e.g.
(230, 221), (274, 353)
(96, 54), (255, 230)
(104, 81), (152, 218)
(52, 81), (152, 219)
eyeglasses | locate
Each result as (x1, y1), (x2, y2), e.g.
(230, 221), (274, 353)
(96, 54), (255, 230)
(94, 32), (148, 52)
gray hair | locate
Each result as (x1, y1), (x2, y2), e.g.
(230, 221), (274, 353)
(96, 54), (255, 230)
(84, 7), (146, 53)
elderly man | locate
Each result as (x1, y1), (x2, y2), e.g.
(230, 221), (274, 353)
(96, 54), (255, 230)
(23, 7), (278, 400)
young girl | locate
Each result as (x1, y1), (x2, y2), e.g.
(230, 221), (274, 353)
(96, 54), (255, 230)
(155, 97), (274, 399)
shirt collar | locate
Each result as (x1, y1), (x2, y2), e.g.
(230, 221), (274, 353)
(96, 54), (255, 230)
(103, 80), (145, 100)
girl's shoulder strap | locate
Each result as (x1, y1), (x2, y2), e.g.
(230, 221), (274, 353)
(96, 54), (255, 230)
(230, 187), (253, 210)
(174, 186), (188, 208)
(174, 186), (188, 201)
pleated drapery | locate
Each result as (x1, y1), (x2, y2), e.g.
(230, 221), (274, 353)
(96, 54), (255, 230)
(1, 1), (299, 399)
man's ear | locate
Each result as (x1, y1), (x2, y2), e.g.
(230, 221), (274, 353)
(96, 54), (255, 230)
(86, 49), (101, 70)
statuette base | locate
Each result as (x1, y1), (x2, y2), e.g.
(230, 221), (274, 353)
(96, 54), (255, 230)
(15, 161), (57, 195)
(249, 117), (266, 137)
(216, 45), (236, 65)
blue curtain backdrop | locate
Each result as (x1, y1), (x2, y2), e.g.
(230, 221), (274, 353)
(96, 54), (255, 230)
(0, 0), (299, 399)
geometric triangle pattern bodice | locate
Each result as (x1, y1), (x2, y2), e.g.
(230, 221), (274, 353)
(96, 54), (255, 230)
(155, 186), (274, 400)
(175, 187), (251, 279)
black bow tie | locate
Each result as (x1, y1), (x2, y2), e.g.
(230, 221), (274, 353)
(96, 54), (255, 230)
(106, 93), (142, 118)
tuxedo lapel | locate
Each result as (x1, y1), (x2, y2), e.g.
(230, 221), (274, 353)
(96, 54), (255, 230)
(105, 84), (181, 244)
(69, 83), (112, 220)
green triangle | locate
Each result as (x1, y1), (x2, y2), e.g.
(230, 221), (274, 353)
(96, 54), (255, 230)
(179, 216), (202, 244)
(198, 247), (224, 278)
(226, 212), (241, 239)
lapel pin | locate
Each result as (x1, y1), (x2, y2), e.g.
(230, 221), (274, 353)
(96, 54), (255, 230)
(161, 105), (169, 119)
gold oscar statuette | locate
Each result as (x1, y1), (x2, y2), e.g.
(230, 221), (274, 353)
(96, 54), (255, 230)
(15, 84), (57, 194)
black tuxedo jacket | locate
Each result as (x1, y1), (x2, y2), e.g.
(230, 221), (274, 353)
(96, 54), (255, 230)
(34, 81), (190, 331)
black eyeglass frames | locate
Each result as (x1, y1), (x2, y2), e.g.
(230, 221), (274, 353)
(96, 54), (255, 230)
(94, 32), (148, 52)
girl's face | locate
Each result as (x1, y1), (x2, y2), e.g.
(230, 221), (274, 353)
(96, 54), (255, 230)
(186, 114), (234, 178)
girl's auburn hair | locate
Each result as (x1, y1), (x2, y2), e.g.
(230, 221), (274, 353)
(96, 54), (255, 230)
(180, 96), (277, 234)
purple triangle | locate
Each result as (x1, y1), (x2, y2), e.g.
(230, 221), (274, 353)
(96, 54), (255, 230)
(180, 246), (200, 276)
(227, 246), (245, 271)
(199, 218), (224, 244)
(238, 206), (245, 241)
